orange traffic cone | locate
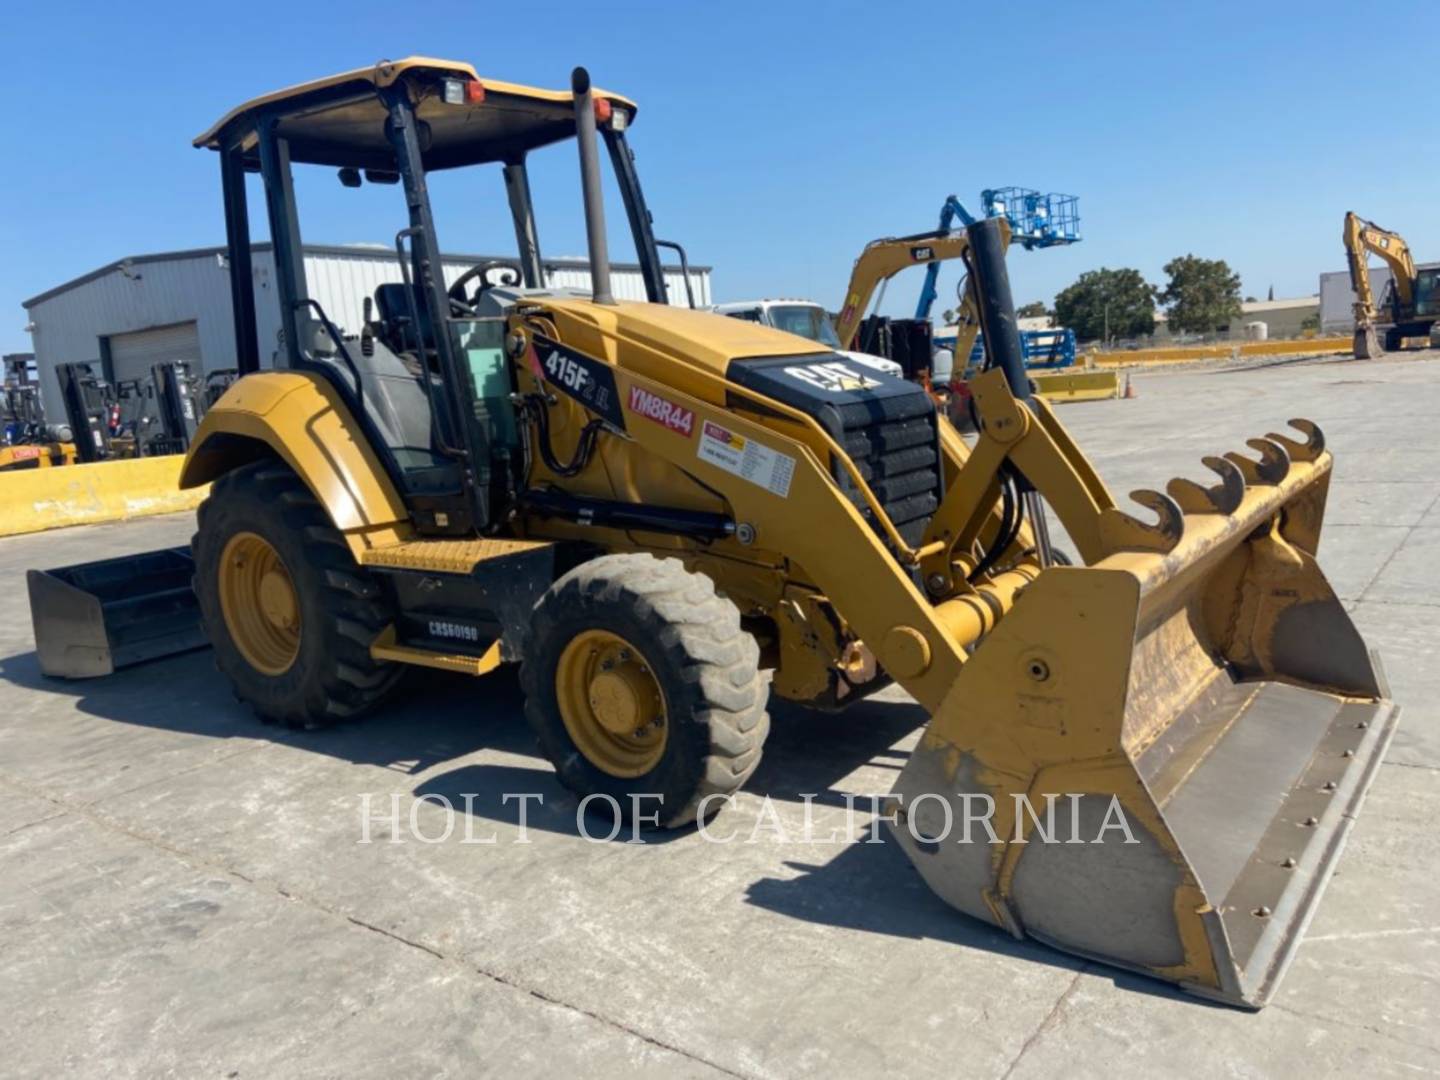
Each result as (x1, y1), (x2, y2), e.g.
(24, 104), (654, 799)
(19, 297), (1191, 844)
(1123, 373), (1136, 399)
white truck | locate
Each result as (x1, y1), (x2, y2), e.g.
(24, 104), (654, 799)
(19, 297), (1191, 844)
(710, 299), (906, 379)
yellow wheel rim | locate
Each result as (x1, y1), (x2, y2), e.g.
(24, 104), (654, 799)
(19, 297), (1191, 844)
(555, 629), (667, 778)
(218, 531), (301, 676)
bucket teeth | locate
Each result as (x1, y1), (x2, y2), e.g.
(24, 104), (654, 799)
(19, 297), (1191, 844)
(1225, 438), (1290, 486)
(1166, 455), (1246, 515)
(1264, 418), (1325, 464)
(1102, 488), (1184, 553)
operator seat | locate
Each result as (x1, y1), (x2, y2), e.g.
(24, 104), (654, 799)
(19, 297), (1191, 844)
(303, 289), (462, 498)
(374, 282), (436, 355)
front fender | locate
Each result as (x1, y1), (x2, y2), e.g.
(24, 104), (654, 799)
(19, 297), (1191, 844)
(181, 371), (410, 552)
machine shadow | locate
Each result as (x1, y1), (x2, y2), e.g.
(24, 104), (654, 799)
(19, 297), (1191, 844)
(412, 762), (691, 845)
(753, 693), (923, 805)
(0, 647), (537, 775)
(0, 653), (932, 810)
(409, 688), (930, 842)
(0, 647), (1217, 993)
(743, 826), (1217, 1005)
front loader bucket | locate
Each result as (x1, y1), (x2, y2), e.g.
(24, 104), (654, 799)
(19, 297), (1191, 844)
(28, 547), (206, 678)
(889, 423), (1398, 1007)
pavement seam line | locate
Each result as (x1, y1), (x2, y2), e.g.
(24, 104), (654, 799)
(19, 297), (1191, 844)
(72, 743), (268, 808)
(998, 964), (1086, 1080)
(0, 769), (751, 1080)
(1383, 759), (1440, 773)
(0, 810), (67, 840)
(1270, 1001), (1438, 1054)
(1348, 597), (1440, 609)
(1356, 484), (1440, 603)
(332, 908), (751, 1079)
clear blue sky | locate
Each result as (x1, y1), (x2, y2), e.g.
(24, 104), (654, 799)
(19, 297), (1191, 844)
(3, 0), (1436, 354)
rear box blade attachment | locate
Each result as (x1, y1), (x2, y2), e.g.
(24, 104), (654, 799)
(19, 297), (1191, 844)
(28, 547), (206, 678)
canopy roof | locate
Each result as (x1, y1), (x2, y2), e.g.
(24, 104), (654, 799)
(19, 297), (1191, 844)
(194, 57), (638, 171)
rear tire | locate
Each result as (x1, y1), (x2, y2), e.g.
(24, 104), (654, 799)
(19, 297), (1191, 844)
(192, 461), (403, 729)
(520, 553), (769, 827)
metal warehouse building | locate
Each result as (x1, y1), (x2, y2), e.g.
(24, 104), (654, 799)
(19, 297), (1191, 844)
(1318, 262), (1440, 334)
(22, 244), (711, 415)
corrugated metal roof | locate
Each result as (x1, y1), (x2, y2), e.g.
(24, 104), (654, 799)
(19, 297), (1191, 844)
(23, 243), (711, 309)
(1238, 296), (1319, 313)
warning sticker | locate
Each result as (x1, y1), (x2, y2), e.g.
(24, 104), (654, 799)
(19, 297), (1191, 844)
(697, 420), (795, 497)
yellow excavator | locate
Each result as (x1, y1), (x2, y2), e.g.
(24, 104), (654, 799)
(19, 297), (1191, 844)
(1343, 210), (1440, 358)
(834, 228), (1119, 404)
(30, 59), (1396, 1008)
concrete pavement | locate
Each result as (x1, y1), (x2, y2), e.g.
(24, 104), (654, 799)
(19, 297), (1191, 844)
(1, 352), (1437, 1078)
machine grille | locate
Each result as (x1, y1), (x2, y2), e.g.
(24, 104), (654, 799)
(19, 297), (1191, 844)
(833, 399), (942, 547)
(725, 353), (944, 551)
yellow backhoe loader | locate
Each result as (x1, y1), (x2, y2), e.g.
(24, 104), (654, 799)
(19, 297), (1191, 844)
(835, 229), (1119, 404)
(30, 59), (1396, 1008)
(1344, 210), (1440, 358)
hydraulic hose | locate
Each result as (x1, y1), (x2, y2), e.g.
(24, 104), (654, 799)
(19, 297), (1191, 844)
(523, 395), (602, 478)
(968, 467), (1024, 584)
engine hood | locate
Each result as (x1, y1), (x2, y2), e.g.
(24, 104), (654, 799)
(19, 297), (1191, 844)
(538, 298), (828, 376)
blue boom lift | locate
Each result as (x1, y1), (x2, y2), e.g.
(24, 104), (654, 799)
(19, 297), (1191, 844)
(914, 188), (1114, 403)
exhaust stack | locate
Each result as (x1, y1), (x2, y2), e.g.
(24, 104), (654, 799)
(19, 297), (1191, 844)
(571, 67), (615, 306)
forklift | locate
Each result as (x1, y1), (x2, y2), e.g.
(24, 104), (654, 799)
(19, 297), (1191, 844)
(56, 362), (124, 463)
(55, 359), (205, 462)
(141, 360), (205, 456)
(0, 356), (74, 470)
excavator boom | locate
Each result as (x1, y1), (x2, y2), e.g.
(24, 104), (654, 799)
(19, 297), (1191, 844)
(835, 228), (989, 351)
(835, 221), (1114, 405)
(1344, 210), (1421, 358)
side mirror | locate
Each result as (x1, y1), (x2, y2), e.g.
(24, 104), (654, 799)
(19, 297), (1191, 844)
(338, 167), (362, 188)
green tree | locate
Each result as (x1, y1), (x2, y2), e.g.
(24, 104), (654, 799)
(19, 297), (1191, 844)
(1017, 300), (1049, 319)
(1053, 268), (1156, 342)
(1160, 255), (1242, 334)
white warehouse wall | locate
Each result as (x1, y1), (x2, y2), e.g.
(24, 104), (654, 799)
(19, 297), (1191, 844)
(24, 245), (711, 415)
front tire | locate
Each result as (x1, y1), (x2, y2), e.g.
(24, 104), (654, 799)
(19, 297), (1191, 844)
(193, 461), (403, 728)
(521, 553), (769, 827)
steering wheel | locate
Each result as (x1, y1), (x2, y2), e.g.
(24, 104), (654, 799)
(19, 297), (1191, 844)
(448, 260), (524, 314)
